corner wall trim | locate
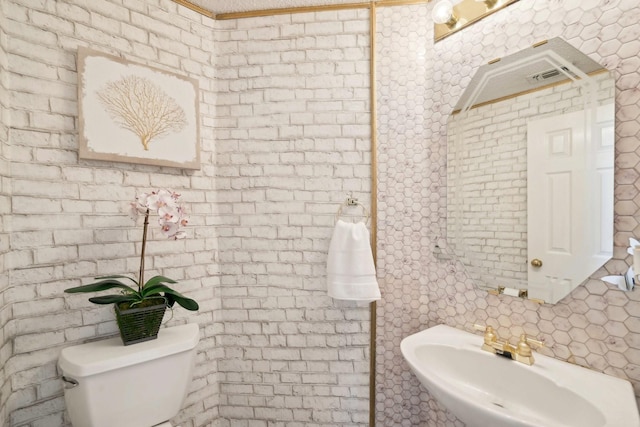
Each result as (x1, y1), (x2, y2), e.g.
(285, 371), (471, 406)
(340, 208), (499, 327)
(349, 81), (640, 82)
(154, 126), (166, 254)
(369, 4), (378, 424)
(171, 0), (215, 18)
(171, 0), (430, 20)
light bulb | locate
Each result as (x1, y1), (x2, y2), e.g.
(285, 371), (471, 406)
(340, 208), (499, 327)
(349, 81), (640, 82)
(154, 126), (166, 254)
(432, 0), (455, 25)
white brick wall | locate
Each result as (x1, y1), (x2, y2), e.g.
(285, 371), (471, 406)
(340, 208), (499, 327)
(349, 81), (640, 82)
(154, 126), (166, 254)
(2, 0), (219, 426)
(0, 0), (13, 423)
(447, 73), (614, 287)
(214, 9), (372, 426)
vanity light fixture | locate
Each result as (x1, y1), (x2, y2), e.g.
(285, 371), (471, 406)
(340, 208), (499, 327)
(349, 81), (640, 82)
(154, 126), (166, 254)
(433, 0), (520, 42)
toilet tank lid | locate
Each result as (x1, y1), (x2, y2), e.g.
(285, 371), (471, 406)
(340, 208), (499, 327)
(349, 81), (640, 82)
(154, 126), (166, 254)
(59, 323), (199, 377)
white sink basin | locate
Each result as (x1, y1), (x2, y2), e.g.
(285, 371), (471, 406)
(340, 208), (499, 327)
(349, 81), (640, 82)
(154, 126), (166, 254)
(401, 325), (640, 427)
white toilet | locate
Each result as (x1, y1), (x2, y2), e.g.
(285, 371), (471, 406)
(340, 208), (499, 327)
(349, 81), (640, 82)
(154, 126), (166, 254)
(59, 323), (199, 427)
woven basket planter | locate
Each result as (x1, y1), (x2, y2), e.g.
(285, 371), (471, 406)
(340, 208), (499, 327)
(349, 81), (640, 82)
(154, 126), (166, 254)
(115, 299), (167, 345)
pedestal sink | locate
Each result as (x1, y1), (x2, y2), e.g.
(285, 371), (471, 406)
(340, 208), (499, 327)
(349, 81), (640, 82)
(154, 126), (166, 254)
(401, 325), (640, 427)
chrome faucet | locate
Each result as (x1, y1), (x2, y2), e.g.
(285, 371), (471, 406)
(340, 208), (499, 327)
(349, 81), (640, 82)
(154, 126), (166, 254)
(473, 324), (544, 366)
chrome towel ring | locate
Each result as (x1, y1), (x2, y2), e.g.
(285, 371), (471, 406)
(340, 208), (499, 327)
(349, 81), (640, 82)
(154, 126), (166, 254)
(335, 197), (370, 224)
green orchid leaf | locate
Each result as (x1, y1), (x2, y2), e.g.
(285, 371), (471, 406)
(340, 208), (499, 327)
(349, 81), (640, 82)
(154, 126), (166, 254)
(140, 283), (170, 298)
(166, 293), (199, 311)
(143, 275), (178, 288)
(65, 279), (137, 294)
(141, 277), (180, 296)
(94, 275), (140, 286)
(143, 285), (199, 311)
(88, 295), (138, 304)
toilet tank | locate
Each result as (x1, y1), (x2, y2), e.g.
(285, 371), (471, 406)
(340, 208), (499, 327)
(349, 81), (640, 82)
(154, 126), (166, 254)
(59, 323), (199, 427)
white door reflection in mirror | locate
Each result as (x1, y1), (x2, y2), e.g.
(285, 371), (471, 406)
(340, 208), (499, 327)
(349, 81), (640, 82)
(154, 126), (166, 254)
(527, 105), (614, 303)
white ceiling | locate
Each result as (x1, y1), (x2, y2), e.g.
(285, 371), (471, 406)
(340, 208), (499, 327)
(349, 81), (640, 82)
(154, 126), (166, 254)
(187, 0), (363, 15)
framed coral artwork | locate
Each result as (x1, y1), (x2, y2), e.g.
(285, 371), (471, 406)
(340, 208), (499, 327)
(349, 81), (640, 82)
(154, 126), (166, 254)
(77, 47), (200, 169)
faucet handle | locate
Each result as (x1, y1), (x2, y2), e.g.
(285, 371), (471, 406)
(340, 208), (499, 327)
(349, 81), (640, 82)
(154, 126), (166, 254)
(473, 324), (497, 345)
(473, 323), (492, 333)
(515, 334), (544, 360)
(522, 334), (544, 348)
(473, 323), (486, 332)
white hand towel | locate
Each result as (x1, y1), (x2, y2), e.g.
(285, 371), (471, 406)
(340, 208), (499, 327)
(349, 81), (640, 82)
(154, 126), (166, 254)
(327, 220), (381, 302)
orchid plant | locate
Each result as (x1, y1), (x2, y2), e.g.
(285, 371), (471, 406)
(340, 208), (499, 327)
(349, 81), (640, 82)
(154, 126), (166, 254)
(65, 189), (199, 311)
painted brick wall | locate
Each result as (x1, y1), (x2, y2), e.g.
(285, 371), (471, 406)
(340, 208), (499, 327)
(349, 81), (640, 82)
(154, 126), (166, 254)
(376, 0), (640, 425)
(447, 73), (614, 288)
(0, 0), (12, 423)
(213, 9), (373, 426)
(2, 1), (219, 426)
